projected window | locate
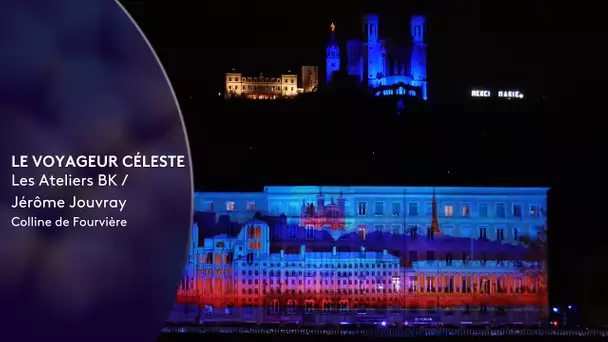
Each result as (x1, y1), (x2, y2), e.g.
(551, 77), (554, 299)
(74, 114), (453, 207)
(444, 204), (453, 217)
(374, 224), (385, 232)
(408, 202), (419, 216)
(205, 201), (215, 212)
(529, 204), (539, 217)
(247, 201), (255, 211)
(391, 202), (401, 216)
(391, 224), (402, 234)
(358, 202), (367, 216)
(495, 203), (506, 217)
(478, 203), (488, 217)
(496, 226), (505, 241)
(305, 225), (314, 240)
(374, 201), (384, 216)
(513, 204), (522, 217)
(445, 253), (453, 265)
(479, 226), (488, 240)
(226, 201), (235, 211)
(442, 225), (454, 235)
(461, 203), (471, 217)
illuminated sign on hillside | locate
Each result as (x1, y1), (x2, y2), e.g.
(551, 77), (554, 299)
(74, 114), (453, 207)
(498, 90), (524, 99)
(471, 90), (491, 97)
(471, 89), (524, 99)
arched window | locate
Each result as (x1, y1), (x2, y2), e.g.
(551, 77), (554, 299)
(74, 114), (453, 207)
(287, 300), (296, 314)
(270, 300), (280, 314)
(305, 300), (314, 313)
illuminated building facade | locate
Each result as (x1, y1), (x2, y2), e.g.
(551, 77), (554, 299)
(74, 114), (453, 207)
(225, 66), (318, 100)
(170, 186), (548, 327)
(327, 15), (428, 100)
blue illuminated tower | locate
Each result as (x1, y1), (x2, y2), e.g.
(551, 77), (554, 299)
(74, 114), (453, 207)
(326, 23), (340, 84)
(409, 15), (427, 100)
(362, 14), (385, 87)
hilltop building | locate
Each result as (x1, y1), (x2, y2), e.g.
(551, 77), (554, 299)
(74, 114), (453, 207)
(326, 15), (428, 100)
(225, 66), (318, 100)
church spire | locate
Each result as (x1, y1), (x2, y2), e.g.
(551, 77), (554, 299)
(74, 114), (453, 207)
(430, 187), (441, 234)
(328, 22), (338, 47)
(326, 22), (340, 85)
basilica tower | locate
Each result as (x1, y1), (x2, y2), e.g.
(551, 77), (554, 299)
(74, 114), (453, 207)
(409, 15), (427, 100)
(326, 23), (340, 84)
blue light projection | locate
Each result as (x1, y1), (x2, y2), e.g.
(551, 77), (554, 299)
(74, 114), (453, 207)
(169, 186), (548, 327)
(329, 15), (428, 100)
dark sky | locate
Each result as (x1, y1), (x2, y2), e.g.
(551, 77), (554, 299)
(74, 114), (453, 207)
(120, 1), (606, 326)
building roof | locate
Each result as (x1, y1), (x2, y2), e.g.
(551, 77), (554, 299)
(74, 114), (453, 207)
(267, 251), (399, 261)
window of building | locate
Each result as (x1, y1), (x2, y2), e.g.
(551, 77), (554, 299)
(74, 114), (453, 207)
(408, 224), (419, 237)
(495, 203), (506, 217)
(290, 225), (297, 239)
(374, 224), (385, 233)
(513, 227), (519, 241)
(427, 226), (435, 240)
(461, 203), (471, 217)
(478, 203), (488, 217)
(529, 204), (539, 217)
(205, 201), (214, 212)
(391, 224), (402, 235)
(305, 225), (314, 240)
(358, 202), (367, 216)
(339, 300), (349, 312)
(460, 224), (472, 238)
(496, 227), (505, 240)
(270, 300), (279, 314)
(445, 253), (453, 265)
(513, 204), (522, 217)
(391, 202), (401, 216)
(479, 226), (487, 240)
(462, 252), (470, 264)
(409, 202), (419, 216)
(287, 300), (296, 314)
(323, 301), (331, 313)
(444, 204), (453, 217)
(247, 201), (255, 211)
(226, 201), (235, 211)
(374, 201), (384, 216)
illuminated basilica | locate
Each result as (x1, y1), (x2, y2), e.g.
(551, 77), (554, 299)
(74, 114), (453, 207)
(170, 186), (548, 327)
(327, 15), (428, 99)
(224, 13), (427, 100)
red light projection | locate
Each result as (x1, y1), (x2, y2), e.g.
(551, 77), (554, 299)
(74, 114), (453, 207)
(170, 186), (549, 326)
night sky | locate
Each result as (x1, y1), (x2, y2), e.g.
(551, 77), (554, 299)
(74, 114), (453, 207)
(122, 1), (558, 101)
(121, 1), (605, 326)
